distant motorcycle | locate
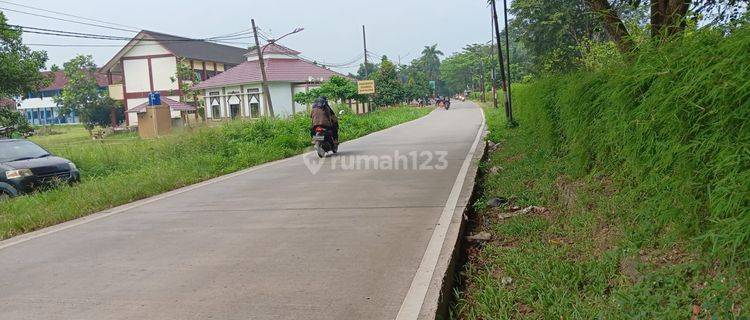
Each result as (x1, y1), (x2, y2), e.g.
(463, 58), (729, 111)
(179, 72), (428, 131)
(312, 126), (338, 158)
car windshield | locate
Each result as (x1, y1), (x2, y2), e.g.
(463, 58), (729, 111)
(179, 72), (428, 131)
(0, 140), (51, 162)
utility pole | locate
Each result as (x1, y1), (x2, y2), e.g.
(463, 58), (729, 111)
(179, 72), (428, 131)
(480, 60), (486, 102)
(489, 6), (498, 109)
(362, 25), (369, 78)
(502, 0), (514, 120)
(490, 0), (515, 126)
(252, 19), (274, 118)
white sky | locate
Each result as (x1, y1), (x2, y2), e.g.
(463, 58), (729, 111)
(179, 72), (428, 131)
(2, 0), (507, 73)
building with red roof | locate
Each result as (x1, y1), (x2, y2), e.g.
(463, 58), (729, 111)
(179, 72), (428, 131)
(194, 43), (345, 119)
(17, 71), (120, 125)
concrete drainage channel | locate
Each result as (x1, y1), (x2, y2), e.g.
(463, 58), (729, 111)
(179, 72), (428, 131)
(413, 133), (491, 320)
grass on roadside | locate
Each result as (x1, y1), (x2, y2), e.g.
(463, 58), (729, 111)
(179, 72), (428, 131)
(451, 102), (748, 319)
(0, 106), (431, 240)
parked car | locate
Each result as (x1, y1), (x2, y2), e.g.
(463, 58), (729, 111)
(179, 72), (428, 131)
(0, 139), (80, 200)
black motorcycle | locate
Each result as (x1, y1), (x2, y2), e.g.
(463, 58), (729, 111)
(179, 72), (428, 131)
(312, 126), (338, 158)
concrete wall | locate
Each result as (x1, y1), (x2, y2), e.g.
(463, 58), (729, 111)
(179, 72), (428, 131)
(123, 59), (150, 93)
(151, 57), (178, 91)
(125, 42), (170, 57)
(268, 82), (294, 116)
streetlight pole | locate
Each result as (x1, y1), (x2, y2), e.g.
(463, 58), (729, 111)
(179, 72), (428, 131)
(252, 20), (304, 118)
(252, 19), (274, 118)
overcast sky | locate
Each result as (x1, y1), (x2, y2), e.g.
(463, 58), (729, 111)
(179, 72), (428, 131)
(2, 0), (506, 73)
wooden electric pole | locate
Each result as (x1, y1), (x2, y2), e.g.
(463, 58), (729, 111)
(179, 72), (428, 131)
(362, 25), (369, 78)
(502, 0), (514, 120)
(252, 19), (274, 118)
(490, 0), (515, 126)
(480, 60), (486, 102)
(489, 5), (498, 109)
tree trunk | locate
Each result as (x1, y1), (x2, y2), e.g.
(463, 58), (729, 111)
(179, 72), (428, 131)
(652, 0), (691, 39)
(585, 0), (634, 53)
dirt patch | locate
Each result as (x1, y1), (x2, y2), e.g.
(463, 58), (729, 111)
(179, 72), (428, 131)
(504, 153), (526, 163)
(555, 176), (585, 209)
(593, 219), (621, 256)
(620, 254), (645, 284)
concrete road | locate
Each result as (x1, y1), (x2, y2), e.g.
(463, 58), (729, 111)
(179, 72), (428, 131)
(0, 101), (484, 320)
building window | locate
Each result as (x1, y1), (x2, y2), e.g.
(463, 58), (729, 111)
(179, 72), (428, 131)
(250, 103), (260, 118)
(212, 105), (221, 119)
(230, 104), (240, 119)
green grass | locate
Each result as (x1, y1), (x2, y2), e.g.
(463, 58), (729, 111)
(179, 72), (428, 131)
(0, 106), (431, 240)
(452, 26), (749, 319)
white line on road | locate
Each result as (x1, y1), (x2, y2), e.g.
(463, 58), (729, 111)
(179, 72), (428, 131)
(395, 106), (485, 320)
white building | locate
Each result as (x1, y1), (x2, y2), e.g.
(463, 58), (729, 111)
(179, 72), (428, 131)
(194, 43), (345, 119)
(16, 71), (115, 125)
(99, 30), (248, 126)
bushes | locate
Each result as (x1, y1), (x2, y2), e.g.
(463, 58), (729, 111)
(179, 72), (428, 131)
(512, 26), (750, 266)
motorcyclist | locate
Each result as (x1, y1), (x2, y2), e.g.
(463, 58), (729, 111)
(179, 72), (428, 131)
(310, 96), (339, 144)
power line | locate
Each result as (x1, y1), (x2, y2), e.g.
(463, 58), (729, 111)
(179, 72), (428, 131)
(4, 24), (252, 45)
(0, 6), (138, 33)
(0, 0), (139, 31)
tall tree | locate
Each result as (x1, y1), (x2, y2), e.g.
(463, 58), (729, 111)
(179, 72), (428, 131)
(55, 55), (120, 134)
(586, 0), (749, 51)
(372, 56), (405, 107)
(0, 11), (49, 99)
(420, 44), (444, 87)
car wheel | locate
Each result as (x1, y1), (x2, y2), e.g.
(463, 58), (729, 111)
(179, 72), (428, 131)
(0, 192), (10, 201)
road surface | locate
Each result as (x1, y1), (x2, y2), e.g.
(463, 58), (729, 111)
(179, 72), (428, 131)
(0, 101), (484, 320)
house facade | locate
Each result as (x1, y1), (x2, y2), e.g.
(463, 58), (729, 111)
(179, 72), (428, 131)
(17, 71), (114, 125)
(194, 44), (345, 119)
(100, 30), (248, 126)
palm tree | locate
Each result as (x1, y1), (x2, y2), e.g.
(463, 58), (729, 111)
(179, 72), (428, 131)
(420, 44), (444, 86)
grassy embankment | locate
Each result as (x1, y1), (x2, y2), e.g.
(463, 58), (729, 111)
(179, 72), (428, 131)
(452, 27), (749, 319)
(0, 106), (431, 240)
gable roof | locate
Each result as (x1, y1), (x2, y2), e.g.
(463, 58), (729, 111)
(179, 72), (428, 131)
(141, 30), (248, 65)
(101, 30), (248, 73)
(194, 58), (346, 89)
(246, 43), (300, 57)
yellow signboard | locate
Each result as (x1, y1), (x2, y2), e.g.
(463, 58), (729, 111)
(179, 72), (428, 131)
(357, 80), (376, 94)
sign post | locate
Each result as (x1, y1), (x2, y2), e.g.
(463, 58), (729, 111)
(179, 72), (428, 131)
(357, 80), (375, 95)
(357, 80), (376, 113)
(148, 92), (161, 106)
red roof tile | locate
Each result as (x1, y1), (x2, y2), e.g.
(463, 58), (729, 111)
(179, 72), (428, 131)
(0, 98), (17, 108)
(247, 43), (300, 57)
(39, 71), (121, 91)
(194, 58), (344, 89)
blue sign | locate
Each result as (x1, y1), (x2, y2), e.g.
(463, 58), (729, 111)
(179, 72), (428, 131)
(148, 92), (161, 106)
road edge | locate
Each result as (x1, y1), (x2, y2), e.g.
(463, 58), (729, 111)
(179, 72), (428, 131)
(395, 105), (487, 320)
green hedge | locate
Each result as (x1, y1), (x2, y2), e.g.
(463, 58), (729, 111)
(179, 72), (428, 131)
(510, 27), (750, 267)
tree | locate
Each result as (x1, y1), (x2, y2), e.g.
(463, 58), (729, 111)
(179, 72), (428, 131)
(293, 75), (362, 105)
(172, 58), (203, 121)
(372, 56), (405, 107)
(356, 61), (379, 80)
(420, 44), (444, 87)
(0, 11), (49, 100)
(585, 0), (749, 52)
(401, 61), (433, 101)
(54, 55), (120, 134)
(0, 107), (32, 138)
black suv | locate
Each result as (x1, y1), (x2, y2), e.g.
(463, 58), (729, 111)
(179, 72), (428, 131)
(0, 139), (80, 200)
